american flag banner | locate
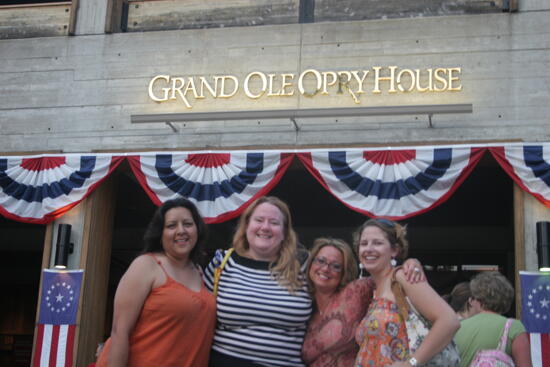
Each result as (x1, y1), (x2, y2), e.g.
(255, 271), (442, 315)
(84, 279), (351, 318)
(127, 151), (294, 223)
(520, 271), (550, 367)
(0, 154), (123, 224)
(297, 146), (485, 219)
(490, 145), (550, 207)
(33, 269), (83, 367)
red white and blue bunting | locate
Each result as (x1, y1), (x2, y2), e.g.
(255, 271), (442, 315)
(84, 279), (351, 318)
(0, 155), (123, 224)
(298, 147), (485, 219)
(2, 144), (550, 225)
(127, 152), (294, 223)
(490, 144), (550, 206)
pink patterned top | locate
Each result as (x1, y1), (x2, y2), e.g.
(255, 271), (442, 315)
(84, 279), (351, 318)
(354, 297), (409, 367)
(302, 278), (374, 367)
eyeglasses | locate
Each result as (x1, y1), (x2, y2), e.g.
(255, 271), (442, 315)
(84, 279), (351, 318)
(312, 256), (343, 273)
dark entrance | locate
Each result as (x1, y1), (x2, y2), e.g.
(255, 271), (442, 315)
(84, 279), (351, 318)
(102, 152), (515, 338)
(0, 217), (45, 367)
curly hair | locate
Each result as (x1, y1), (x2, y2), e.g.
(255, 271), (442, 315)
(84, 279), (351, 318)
(470, 271), (514, 314)
(306, 237), (358, 297)
(142, 198), (207, 264)
(232, 196), (302, 293)
(352, 218), (409, 261)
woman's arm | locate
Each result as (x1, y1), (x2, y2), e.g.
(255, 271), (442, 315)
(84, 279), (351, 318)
(108, 255), (158, 367)
(392, 270), (460, 367)
(511, 332), (532, 367)
(302, 279), (373, 363)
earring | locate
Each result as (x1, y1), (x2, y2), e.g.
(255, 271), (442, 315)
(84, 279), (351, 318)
(359, 263), (365, 278)
(390, 257), (397, 267)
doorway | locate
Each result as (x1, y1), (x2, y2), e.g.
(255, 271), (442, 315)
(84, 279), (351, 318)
(101, 152), (515, 338)
(0, 217), (45, 367)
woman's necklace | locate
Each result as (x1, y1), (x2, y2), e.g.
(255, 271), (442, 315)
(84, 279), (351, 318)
(316, 294), (333, 317)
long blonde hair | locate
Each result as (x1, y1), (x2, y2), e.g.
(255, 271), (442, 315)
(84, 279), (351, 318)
(232, 196), (302, 292)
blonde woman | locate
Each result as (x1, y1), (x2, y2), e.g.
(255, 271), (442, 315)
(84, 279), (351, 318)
(354, 218), (460, 367)
(203, 196), (312, 367)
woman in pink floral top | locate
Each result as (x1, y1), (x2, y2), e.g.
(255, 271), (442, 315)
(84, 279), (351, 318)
(302, 238), (424, 367)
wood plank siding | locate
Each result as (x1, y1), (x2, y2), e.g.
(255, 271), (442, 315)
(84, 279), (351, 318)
(0, 2), (71, 39)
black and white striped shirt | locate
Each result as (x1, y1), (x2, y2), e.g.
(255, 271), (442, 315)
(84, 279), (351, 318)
(204, 250), (312, 367)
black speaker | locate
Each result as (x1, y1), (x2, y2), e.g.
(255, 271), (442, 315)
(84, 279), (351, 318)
(54, 224), (73, 269)
(536, 221), (550, 271)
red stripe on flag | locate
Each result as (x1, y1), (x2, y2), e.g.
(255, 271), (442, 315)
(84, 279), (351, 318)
(49, 325), (60, 367)
(542, 333), (550, 367)
(185, 153), (231, 167)
(21, 157), (66, 171)
(33, 324), (45, 367)
(363, 149), (416, 165)
(64, 325), (76, 367)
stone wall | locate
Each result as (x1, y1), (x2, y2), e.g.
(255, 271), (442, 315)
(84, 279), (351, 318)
(1, 10), (549, 153)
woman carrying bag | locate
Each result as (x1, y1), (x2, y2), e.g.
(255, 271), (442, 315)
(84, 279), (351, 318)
(353, 218), (460, 367)
(454, 271), (532, 367)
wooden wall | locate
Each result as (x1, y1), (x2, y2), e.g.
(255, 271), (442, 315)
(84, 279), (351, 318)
(75, 176), (117, 367)
(315, 0), (505, 22)
(125, 0), (505, 33)
(0, 2), (70, 39)
(127, 0), (300, 32)
(0, 0), (509, 39)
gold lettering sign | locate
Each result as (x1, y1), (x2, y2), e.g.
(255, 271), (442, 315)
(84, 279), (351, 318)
(148, 67), (462, 108)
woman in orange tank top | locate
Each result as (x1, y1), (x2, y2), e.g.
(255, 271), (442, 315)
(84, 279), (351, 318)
(96, 198), (216, 367)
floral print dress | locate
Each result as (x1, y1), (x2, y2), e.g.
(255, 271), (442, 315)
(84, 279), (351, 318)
(354, 297), (409, 367)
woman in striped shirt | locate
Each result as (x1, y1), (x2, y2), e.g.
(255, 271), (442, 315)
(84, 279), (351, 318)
(204, 196), (312, 367)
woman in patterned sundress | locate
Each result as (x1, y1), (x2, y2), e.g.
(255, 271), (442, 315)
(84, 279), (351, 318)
(353, 219), (460, 367)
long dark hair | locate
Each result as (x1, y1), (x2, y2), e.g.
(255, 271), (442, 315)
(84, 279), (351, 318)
(143, 198), (207, 263)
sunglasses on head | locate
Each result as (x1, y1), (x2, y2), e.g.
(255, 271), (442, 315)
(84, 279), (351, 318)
(374, 218), (396, 227)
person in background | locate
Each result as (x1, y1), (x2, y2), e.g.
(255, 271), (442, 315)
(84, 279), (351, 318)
(454, 271), (532, 367)
(96, 198), (216, 367)
(203, 196), (312, 367)
(354, 218), (460, 367)
(302, 237), (425, 367)
(445, 281), (477, 320)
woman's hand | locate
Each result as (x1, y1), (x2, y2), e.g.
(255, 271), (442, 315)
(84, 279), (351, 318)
(402, 258), (426, 283)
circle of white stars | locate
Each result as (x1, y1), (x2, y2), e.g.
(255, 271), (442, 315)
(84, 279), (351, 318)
(526, 284), (550, 320)
(45, 282), (74, 313)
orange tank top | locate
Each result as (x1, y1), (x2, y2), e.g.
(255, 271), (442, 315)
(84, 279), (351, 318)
(96, 254), (216, 367)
